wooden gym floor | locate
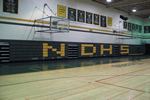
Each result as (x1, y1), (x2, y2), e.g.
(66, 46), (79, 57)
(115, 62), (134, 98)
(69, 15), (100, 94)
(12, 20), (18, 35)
(0, 57), (150, 100)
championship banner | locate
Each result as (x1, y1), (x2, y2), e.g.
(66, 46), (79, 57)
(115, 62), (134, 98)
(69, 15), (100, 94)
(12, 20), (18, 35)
(86, 12), (93, 24)
(3, 0), (18, 14)
(132, 24), (135, 31)
(101, 15), (107, 27)
(57, 4), (66, 18)
(135, 24), (139, 32)
(94, 14), (99, 25)
(128, 23), (132, 31)
(107, 17), (112, 26)
(78, 10), (85, 22)
(68, 7), (76, 21)
(139, 25), (142, 33)
(123, 21), (127, 29)
(144, 26), (150, 33)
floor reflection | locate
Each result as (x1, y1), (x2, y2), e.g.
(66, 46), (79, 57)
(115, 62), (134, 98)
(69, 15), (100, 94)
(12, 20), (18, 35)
(0, 56), (149, 75)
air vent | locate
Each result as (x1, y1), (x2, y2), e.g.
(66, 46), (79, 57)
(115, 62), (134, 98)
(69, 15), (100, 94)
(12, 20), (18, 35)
(67, 44), (79, 58)
(0, 42), (10, 63)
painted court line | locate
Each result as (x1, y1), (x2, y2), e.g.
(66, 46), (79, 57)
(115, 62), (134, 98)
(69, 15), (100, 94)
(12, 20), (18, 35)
(95, 67), (150, 82)
(96, 81), (149, 93)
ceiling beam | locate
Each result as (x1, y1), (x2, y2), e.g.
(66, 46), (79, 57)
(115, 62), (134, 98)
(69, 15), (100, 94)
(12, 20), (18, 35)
(92, 0), (149, 19)
(107, 0), (150, 8)
(135, 9), (150, 15)
(92, 0), (106, 5)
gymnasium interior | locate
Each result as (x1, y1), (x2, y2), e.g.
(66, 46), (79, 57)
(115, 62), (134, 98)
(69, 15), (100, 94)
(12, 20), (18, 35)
(0, 0), (150, 100)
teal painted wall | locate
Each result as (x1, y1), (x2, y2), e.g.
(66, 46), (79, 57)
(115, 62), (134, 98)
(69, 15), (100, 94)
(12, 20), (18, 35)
(127, 18), (150, 44)
(128, 18), (144, 38)
(142, 19), (150, 44)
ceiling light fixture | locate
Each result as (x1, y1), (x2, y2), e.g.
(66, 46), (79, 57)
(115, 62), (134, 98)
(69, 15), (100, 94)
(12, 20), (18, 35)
(106, 0), (112, 3)
(132, 9), (137, 13)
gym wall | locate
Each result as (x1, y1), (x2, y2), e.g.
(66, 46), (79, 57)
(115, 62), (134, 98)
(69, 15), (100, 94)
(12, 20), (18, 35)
(0, 39), (145, 63)
(0, 0), (144, 44)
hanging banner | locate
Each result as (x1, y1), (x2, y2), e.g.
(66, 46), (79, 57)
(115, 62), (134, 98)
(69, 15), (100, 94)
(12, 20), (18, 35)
(86, 12), (93, 24)
(101, 15), (107, 27)
(3, 0), (18, 14)
(135, 24), (139, 32)
(144, 26), (150, 33)
(132, 24), (135, 31)
(68, 7), (76, 21)
(107, 17), (112, 26)
(78, 10), (85, 22)
(57, 4), (66, 18)
(94, 14), (100, 25)
(123, 21), (127, 29)
(128, 23), (132, 31)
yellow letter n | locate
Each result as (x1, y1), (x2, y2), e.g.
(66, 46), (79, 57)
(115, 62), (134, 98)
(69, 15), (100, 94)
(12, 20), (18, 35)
(43, 43), (65, 57)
